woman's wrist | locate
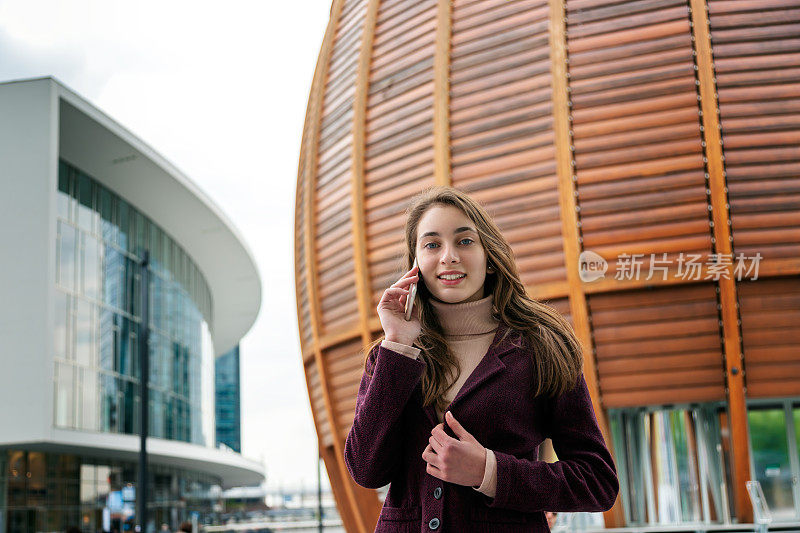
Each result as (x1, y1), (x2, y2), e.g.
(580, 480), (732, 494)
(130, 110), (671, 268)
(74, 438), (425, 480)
(385, 335), (416, 346)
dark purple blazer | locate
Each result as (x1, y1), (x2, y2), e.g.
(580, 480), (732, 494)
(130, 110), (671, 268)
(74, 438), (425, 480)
(344, 323), (619, 532)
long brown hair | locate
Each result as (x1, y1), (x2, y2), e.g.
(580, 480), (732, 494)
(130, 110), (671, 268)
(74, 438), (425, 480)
(364, 186), (583, 413)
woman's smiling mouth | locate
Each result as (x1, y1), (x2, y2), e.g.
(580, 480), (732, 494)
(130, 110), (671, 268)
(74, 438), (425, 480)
(438, 273), (466, 285)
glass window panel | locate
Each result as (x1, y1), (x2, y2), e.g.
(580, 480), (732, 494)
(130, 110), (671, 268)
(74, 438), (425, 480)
(55, 162), (213, 447)
(75, 299), (94, 367)
(76, 173), (95, 233)
(100, 373), (117, 433)
(27, 452), (47, 506)
(122, 379), (138, 434)
(166, 239), (173, 275)
(182, 252), (189, 291)
(795, 407), (800, 473)
(103, 246), (123, 311)
(98, 308), (114, 372)
(57, 162), (70, 219)
(126, 206), (136, 255)
(99, 187), (115, 243)
(175, 290), (182, 344)
(167, 395), (176, 440)
(161, 230), (169, 277)
(149, 225), (161, 273)
(83, 233), (101, 301)
(132, 211), (143, 258)
(150, 389), (164, 439)
(117, 199), (129, 251)
(748, 408), (795, 520)
(119, 316), (132, 377)
(79, 367), (98, 431)
(160, 335), (171, 391)
(130, 331), (139, 380)
(7, 451), (26, 507)
(151, 275), (162, 331)
(670, 410), (701, 522)
(28, 452), (45, 483)
(165, 281), (174, 338)
(80, 465), (96, 504)
(148, 332), (158, 386)
(54, 291), (68, 360)
(131, 262), (141, 319)
(610, 407), (732, 526)
(110, 322), (120, 377)
(174, 347), (182, 397)
(55, 362), (75, 428)
(124, 257), (134, 317)
(58, 221), (77, 291)
(702, 408), (732, 522)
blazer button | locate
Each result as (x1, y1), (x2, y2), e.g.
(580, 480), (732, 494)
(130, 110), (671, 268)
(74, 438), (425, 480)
(433, 486), (442, 499)
(428, 517), (440, 530)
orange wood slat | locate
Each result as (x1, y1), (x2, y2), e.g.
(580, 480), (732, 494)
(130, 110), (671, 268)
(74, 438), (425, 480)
(588, 284), (726, 407)
(739, 278), (800, 399)
(709, 0), (800, 278)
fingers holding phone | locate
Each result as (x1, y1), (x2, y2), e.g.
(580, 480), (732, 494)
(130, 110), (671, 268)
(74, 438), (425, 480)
(405, 258), (418, 321)
(377, 259), (422, 346)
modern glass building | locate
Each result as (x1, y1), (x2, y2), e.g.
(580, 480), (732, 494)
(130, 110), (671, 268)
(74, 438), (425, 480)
(0, 77), (263, 532)
(215, 346), (242, 453)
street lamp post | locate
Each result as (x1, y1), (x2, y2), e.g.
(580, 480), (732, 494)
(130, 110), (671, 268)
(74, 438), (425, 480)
(137, 250), (150, 532)
(318, 444), (323, 533)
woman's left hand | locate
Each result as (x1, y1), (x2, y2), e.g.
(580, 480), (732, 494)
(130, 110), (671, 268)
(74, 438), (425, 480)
(422, 411), (487, 487)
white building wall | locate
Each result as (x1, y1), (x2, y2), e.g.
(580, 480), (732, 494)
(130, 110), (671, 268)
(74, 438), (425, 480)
(0, 78), (58, 443)
(0, 77), (263, 487)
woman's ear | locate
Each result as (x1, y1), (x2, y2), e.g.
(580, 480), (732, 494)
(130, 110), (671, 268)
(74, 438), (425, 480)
(487, 262), (495, 273)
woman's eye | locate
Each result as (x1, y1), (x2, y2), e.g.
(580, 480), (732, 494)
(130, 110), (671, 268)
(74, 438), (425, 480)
(423, 239), (472, 249)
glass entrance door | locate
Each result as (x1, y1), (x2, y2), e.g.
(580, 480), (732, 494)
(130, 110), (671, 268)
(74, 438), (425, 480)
(748, 402), (800, 521)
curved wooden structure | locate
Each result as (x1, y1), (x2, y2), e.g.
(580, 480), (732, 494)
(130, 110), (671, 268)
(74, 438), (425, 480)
(294, 0), (800, 530)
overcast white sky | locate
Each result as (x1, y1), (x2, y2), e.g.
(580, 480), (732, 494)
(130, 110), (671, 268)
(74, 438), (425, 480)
(0, 0), (336, 492)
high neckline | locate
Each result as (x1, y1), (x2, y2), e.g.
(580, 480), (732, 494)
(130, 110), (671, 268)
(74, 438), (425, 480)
(429, 294), (500, 337)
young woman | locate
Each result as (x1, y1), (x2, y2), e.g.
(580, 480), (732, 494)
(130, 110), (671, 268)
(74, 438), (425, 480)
(344, 186), (618, 532)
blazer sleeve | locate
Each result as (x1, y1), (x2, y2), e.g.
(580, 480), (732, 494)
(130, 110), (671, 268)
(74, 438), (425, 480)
(343, 343), (426, 489)
(482, 373), (619, 513)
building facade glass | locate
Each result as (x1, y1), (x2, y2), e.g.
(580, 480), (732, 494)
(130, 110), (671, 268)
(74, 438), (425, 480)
(215, 345), (241, 453)
(54, 160), (215, 446)
(747, 399), (800, 521)
(0, 449), (220, 532)
(610, 401), (800, 527)
(609, 404), (735, 527)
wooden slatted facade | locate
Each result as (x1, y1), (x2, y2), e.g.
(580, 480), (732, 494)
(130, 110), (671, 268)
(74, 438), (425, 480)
(589, 284), (726, 408)
(294, 0), (800, 530)
(365, 0), (439, 310)
(739, 277), (800, 398)
(710, 0), (800, 272)
(451, 0), (566, 288)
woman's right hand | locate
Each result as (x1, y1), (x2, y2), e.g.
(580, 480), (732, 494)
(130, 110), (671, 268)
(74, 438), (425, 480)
(377, 264), (422, 346)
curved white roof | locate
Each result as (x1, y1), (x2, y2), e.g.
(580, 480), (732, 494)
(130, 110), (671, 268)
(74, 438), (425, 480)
(38, 429), (265, 488)
(54, 78), (261, 355)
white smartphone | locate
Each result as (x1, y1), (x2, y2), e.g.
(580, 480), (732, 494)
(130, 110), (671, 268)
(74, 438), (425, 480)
(404, 258), (418, 321)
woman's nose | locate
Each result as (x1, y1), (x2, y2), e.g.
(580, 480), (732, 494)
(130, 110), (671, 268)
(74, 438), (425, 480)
(441, 246), (459, 263)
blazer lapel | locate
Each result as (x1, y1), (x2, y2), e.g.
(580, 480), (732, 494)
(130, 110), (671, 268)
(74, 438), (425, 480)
(422, 323), (519, 426)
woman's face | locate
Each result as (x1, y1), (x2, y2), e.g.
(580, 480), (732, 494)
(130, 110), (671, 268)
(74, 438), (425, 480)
(415, 204), (488, 304)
